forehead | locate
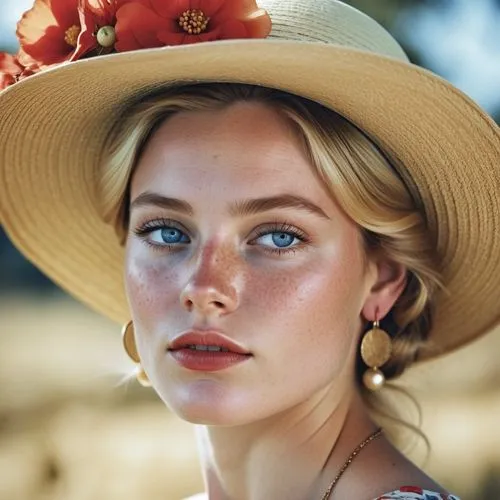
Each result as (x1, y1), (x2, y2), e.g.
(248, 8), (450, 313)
(131, 102), (333, 205)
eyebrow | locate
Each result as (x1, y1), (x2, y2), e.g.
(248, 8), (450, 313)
(131, 192), (194, 215)
(131, 192), (330, 220)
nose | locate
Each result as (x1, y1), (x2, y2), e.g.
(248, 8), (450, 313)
(180, 242), (240, 317)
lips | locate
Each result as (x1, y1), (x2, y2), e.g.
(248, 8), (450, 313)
(168, 331), (252, 372)
(169, 331), (251, 355)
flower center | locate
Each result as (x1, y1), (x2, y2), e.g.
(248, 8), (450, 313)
(64, 25), (81, 48)
(178, 9), (210, 35)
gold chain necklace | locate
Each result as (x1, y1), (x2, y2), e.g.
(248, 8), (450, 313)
(320, 428), (383, 500)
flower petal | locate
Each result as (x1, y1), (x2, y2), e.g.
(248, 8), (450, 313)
(50, 0), (80, 27)
(17, 0), (57, 46)
(202, 0), (272, 38)
(16, 48), (41, 70)
(213, 0), (269, 23)
(196, 26), (223, 42)
(216, 19), (248, 39)
(190, 0), (226, 17)
(156, 30), (189, 45)
(18, 67), (38, 81)
(149, 0), (191, 18)
(0, 52), (23, 75)
(72, 29), (96, 60)
(20, 25), (76, 66)
(80, 0), (117, 25)
(117, 0), (188, 19)
(240, 8), (271, 38)
(77, 2), (97, 53)
(115, 2), (168, 51)
(0, 74), (16, 90)
(0, 53), (38, 90)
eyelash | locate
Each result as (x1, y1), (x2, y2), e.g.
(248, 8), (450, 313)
(251, 222), (309, 255)
(133, 218), (310, 255)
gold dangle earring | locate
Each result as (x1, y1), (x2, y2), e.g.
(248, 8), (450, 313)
(360, 317), (392, 391)
(122, 321), (151, 387)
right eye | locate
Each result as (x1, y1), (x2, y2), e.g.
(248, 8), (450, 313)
(134, 220), (191, 248)
(150, 227), (190, 245)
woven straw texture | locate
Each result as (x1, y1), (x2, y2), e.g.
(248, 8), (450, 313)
(0, 0), (499, 360)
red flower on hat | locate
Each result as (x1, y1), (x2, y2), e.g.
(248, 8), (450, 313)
(0, 53), (37, 90)
(77, 0), (119, 56)
(1, 0), (271, 92)
(16, 0), (83, 68)
(114, 0), (272, 52)
(0, 53), (24, 90)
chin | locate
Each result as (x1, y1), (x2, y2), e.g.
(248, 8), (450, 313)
(174, 407), (238, 426)
(156, 380), (266, 426)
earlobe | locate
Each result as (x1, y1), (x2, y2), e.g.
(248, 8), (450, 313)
(362, 260), (407, 321)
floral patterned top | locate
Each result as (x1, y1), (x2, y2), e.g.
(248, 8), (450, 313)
(188, 486), (461, 500)
(374, 486), (460, 499)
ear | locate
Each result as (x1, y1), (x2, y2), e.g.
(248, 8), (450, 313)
(362, 259), (407, 322)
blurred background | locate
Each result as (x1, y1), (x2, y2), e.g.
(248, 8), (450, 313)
(1, 0), (500, 499)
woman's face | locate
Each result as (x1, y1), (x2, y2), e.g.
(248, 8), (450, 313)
(125, 102), (381, 425)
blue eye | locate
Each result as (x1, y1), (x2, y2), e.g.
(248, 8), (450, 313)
(272, 232), (295, 247)
(135, 219), (191, 248)
(255, 231), (300, 249)
(250, 223), (309, 254)
(144, 226), (190, 246)
(135, 220), (308, 254)
(159, 228), (188, 244)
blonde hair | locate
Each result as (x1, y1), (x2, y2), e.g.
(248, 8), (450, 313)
(100, 83), (442, 392)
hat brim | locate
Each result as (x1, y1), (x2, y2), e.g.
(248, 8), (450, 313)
(1, 40), (499, 360)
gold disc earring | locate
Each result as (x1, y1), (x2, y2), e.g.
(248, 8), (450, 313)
(360, 318), (392, 391)
(122, 321), (151, 387)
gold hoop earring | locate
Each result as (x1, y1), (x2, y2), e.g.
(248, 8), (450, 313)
(360, 319), (392, 391)
(122, 321), (151, 387)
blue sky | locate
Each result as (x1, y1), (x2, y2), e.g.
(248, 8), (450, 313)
(1, 0), (499, 115)
(400, 0), (500, 113)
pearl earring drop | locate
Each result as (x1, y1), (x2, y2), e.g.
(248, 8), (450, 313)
(360, 319), (392, 391)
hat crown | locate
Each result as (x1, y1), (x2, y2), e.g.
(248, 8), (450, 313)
(260, 0), (408, 61)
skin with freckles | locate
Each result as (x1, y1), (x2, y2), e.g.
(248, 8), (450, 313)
(125, 102), (442, 499)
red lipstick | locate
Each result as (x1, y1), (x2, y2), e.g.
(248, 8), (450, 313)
(168, 331), (252, 372)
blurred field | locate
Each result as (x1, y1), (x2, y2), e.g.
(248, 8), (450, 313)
(0, 294), (499, 500)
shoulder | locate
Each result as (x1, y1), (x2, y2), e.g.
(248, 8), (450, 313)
(374, 486), (461, 500)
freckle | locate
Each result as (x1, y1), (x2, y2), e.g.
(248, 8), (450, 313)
(255, 272), (297, 307)
(216, 246), (241, 280)
(197, 242), (244, 294)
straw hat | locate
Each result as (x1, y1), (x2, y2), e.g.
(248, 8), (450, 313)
(0, 0), (499, 361)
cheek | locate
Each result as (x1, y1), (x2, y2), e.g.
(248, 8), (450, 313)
(252, 255), (363, 322)
(124, 244), (182, 327)
(245, 245), (366, 360)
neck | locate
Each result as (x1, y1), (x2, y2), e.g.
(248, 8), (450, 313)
(195, 387), (377, 500)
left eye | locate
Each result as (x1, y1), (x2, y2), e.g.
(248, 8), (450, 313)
(255, 231), (299, 249)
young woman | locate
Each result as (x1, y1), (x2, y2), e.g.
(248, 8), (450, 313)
(1, 0), (498, 498)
